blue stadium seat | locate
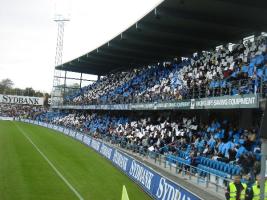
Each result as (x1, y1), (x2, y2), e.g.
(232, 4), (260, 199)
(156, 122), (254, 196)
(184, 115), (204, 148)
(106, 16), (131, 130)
(255, 55), (264, 65)
(196, 157), (241, 178)
(242, 65), (249, 73)
(257, 68), (263, 78)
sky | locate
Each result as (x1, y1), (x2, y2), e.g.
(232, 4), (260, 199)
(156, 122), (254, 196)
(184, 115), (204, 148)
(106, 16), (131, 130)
(0, 0), (163, 93)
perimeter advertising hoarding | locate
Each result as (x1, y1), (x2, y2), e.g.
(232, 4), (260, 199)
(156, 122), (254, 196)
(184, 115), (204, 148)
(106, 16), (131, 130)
(0, 116), (13, 120)
(25, 120), (201, 200)
(0, 94), (44, 105)
(54, 94), (259, 110)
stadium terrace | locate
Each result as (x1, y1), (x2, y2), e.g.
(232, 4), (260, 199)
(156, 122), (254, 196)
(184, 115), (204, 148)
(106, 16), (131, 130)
(1, 0), (267, 199)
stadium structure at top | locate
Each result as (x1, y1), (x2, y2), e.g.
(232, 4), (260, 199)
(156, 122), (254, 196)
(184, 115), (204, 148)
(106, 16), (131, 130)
(56, 0), (267, 76)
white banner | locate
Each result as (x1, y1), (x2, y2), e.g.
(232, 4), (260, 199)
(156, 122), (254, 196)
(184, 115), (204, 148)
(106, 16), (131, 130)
(0, 94), (44, 105)
(0, 116), (13, 121)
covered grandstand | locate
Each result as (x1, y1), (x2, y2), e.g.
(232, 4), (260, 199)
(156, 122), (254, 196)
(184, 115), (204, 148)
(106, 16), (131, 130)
(56, 0), (267, 75)
(45, 0), (267, 199)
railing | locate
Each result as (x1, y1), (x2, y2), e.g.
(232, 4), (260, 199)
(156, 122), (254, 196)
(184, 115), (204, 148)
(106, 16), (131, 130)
(102, 135), (232, 194)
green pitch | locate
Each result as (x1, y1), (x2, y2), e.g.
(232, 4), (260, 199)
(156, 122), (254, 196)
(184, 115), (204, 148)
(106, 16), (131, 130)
(0, 121), (152, 200)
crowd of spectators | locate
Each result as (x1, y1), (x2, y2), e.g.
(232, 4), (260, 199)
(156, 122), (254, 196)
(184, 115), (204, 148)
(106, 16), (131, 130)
(64, 35), (267, 105)
(0, 103), (46, 119)
(36, 110), (261, 179)
(65, 68), (145, 105)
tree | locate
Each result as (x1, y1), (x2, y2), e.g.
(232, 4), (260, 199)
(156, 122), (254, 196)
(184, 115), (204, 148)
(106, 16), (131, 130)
(13, 88), (24, 96)
(0, 78), (48, 97)
(23, 87), (35, 96)
(35, 91), (44, 97)
(0, 78), (14, 93)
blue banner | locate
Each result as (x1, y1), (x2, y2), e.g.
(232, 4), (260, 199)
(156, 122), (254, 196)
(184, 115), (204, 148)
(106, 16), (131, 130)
(22, 120), (202, 200)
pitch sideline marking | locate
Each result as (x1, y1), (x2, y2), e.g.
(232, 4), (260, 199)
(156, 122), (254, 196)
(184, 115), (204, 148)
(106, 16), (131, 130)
(15, 123), (84, 200)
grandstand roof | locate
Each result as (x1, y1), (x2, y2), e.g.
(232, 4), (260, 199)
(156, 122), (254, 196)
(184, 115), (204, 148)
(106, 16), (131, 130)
(57, 0), (267, 76)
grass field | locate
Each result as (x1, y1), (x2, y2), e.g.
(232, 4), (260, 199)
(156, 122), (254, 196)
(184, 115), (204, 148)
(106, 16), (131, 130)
(0, 121), (152, 200)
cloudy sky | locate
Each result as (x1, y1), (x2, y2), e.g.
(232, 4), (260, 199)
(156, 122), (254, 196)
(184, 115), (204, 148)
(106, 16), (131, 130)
(0, 0), (162, 93)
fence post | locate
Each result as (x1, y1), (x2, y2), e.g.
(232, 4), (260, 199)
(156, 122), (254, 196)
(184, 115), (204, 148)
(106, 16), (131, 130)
(193, 86), (195, 99)
(176, 161), (179, 174)
(260, 77), (263, 95)
(182, 165), (186, 177)
(238, 80), (242, 94)
(220, 84), (223, 97)
(216, 176), (219, 192)
(189, 166), (192, 180)
(206, 173), (209, 188)
(197, 172), (200, 185)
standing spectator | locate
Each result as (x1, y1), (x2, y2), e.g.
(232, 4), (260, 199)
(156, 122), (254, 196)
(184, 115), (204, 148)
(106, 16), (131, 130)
(225, 175), (247, 200)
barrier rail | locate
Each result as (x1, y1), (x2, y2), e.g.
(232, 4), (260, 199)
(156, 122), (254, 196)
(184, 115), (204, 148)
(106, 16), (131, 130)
(104, 136), (232, 195)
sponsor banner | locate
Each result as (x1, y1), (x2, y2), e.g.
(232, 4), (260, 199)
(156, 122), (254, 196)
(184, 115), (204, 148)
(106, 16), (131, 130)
(25, 121), (201, 200)
(76, 133), (83, 141)
(0, 94), (44, 105)
(69, 130), (76, 137)
(131, 103), (156, 110)
(112, 104), (130, 110)
(156, 101), (191, 109)
(83, 136), (91, 146)
(191, 94), (259, 109)
(99, 143), (113, 160)
(90, 139), (101, 151)
(53, 94), (259, 110)
(112, 150), (130, 172)
(0, 116), (13, 121)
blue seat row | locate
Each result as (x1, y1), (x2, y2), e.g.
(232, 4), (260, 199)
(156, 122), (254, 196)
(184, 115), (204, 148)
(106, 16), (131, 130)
(199, 157), (241, 176)
(198, 164), (229, 178)
(177, 150), (190, 159)
(167, 155), (191, 165)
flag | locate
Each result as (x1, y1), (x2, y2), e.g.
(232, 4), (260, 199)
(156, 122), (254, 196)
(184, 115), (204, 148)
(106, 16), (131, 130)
(121, 185), (129, 200)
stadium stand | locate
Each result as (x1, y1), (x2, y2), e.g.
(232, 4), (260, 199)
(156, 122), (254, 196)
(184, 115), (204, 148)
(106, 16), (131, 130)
(34, 109), (261, 185)
(7, 0), (267, 198)
(0, 103), (45, 119)
(64, 35), (267, 105)
(26, 34), (266, 199)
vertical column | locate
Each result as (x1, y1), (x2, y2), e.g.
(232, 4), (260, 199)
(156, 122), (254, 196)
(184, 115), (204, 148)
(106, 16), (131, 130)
(63, 70), (67, 97)
(80, 73), (83, 88)
(260, 139), (267, 200)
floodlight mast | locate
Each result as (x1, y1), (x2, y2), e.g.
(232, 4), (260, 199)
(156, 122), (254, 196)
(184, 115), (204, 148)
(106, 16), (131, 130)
(51, 15), (70, 106)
